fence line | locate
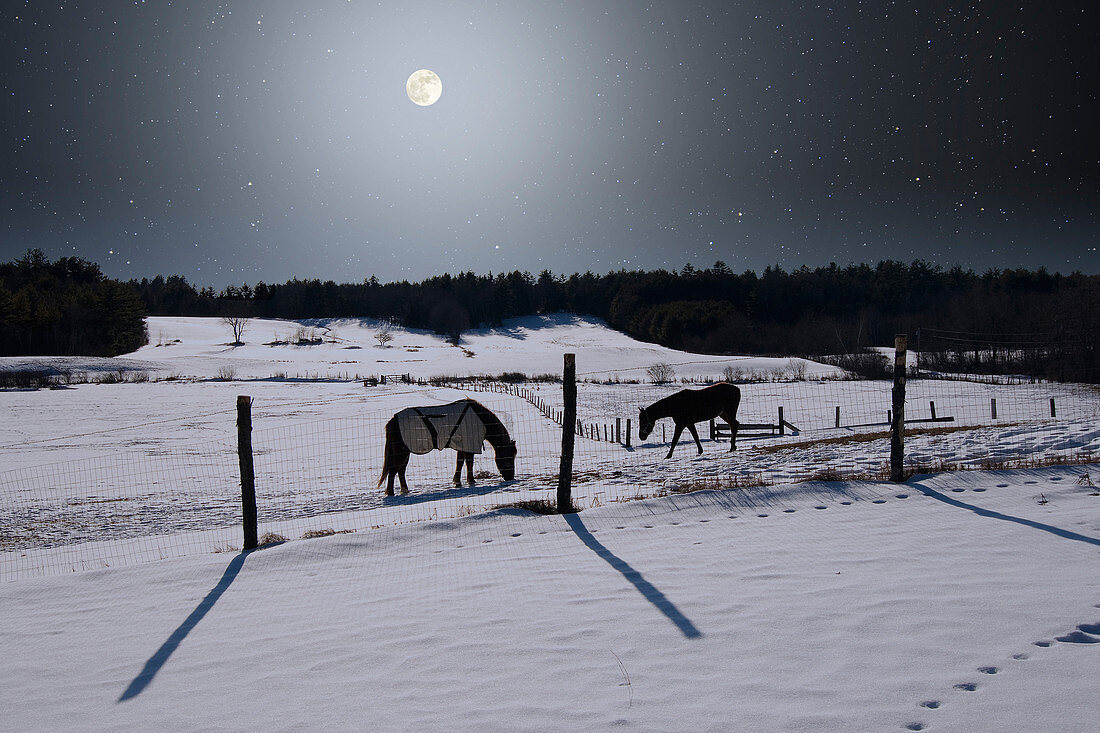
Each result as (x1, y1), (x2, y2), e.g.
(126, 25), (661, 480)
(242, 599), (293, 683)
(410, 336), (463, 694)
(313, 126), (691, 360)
(3, 366), (1099, 581)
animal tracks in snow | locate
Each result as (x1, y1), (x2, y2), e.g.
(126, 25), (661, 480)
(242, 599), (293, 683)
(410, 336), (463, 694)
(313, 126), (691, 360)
(906, 613), (1100, 729)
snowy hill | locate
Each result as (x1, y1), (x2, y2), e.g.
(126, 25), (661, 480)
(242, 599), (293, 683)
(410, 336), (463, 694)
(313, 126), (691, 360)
(127, 313), (841, 381)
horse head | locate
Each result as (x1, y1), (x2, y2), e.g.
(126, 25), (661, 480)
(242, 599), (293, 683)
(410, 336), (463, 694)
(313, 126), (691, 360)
(638, 407), (654, 440)
(494, 440), (517, 481)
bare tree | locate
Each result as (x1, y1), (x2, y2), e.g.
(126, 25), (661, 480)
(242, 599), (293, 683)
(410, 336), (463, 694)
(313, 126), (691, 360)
(222, 316), (248, 345)
(646, 363), (675, 384)
(374, 321), (394, 348)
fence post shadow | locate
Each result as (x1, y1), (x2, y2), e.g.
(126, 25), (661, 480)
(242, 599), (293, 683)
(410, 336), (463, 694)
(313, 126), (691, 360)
(912, 480), (1100, 548)
(563, 512), (702, 639)
(118, 550), (251, 702)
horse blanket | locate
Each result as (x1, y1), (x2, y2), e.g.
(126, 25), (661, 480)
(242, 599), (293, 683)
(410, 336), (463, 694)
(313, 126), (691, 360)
(396, 400), (485, 455)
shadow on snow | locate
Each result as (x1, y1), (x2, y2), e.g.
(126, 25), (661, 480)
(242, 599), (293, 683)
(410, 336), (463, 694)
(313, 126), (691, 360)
(118, 550), (250, 702)
(564, 512), (702, 639)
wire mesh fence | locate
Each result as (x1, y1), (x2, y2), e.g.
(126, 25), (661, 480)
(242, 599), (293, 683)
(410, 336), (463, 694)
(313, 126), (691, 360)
(3, 369), (1099, 580)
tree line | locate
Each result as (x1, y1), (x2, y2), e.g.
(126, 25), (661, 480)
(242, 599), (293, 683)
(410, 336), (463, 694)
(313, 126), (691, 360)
(3, 250), (1096, 382)
(0, 250), (146, 357)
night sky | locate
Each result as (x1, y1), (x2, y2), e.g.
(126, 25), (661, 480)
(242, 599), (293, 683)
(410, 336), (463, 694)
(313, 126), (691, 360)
(3, 1), (1097, 287)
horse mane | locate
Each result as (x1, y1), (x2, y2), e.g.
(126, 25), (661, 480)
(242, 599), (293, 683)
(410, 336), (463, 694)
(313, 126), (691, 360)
(643, 393), (677, 418)
(465, 399), (512, 446)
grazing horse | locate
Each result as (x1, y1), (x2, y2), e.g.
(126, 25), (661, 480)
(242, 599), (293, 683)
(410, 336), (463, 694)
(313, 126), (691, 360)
(378, 398), (517, 496)
(639, 383), (741, 459)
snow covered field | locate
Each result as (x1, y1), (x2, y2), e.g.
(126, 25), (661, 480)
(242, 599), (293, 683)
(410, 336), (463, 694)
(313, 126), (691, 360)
(2, 315), (1099, 731)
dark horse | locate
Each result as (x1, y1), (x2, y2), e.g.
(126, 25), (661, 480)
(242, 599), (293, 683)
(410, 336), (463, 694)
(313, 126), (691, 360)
(378, 398), (517, 496)
(639, 383), (741, 459)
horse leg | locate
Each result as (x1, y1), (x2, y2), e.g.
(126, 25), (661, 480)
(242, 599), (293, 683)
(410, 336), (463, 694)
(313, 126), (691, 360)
(453, 452), (464, 487)
(687, 423), (704, 455)
(385, 471), (395, 497)
(397, 451), (410, 494)
(465, 454), (475, 485)
(720, 411), (739, 451)
(665, 423), (686, 459)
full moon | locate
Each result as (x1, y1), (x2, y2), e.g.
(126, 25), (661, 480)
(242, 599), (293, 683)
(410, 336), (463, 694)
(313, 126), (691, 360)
(406, 69), (442, 106)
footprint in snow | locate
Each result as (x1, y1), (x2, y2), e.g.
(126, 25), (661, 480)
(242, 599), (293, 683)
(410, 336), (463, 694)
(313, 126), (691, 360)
(919, 700), (941, 709)
(904, 723), (926, 731)
(954, 682), (978, 692)
(1056, 630), (1100, 644)
(978, 666), (999, 674)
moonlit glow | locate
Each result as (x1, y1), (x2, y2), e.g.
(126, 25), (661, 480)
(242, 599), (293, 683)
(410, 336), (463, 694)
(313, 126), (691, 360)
(1, 4), (1092, 284)
(406, 69), (442, 106)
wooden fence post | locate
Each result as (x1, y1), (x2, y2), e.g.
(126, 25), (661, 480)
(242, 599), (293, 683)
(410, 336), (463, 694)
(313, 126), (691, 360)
(557, 354), (576, 513)
(778, 407), (785, 436)
(237, 395), (258, 550)
(835, 406), (840, 429)
(616, 417), (622, 444)
(890, 335), (907, 482)
(1050, 398), (1056, 418)
(991, 398), (998, 420)
(626, 419), (632, 449)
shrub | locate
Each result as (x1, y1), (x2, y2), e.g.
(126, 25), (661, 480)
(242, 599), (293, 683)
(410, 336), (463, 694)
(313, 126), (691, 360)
(818, 349), (891, 379)
(94, 370), (126, 384)
(0, 369), (57, 389)
(722, 365), (744, 382)
(646, 363), (675, 384)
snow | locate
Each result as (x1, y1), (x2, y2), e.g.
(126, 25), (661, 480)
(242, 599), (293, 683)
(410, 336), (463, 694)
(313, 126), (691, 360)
(2, 315), (1099, 731)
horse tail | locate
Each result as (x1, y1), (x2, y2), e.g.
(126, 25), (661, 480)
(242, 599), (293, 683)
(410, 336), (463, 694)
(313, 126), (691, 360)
(378, 416), (398, 488)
